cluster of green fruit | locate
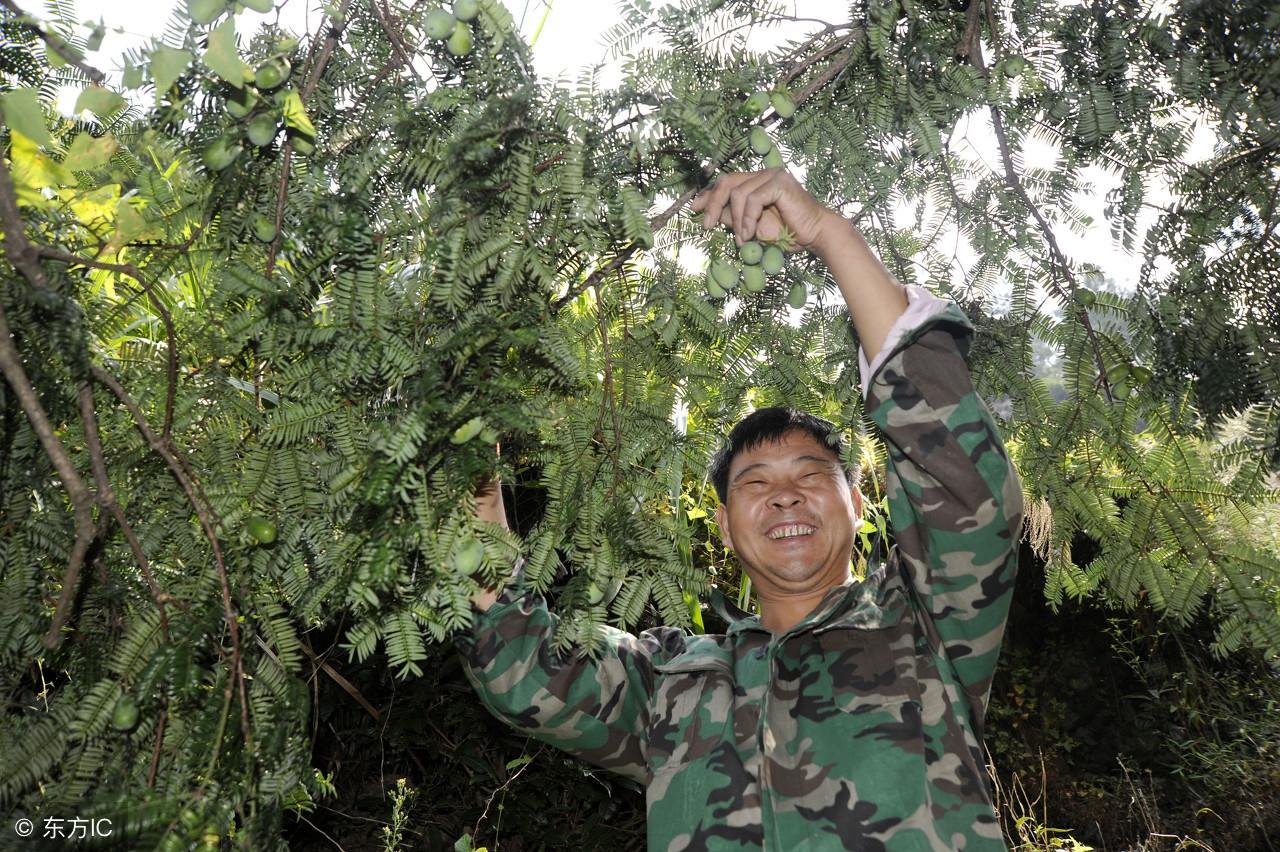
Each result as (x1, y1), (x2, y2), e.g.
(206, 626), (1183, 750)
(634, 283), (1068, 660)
(188, 0), (272, 26)
(1104, 361), (1152, 401)
(202, 51), (300, 180)
(424, 0), (479, 57)
(705, 239), (805, 308)
(740, 86), (794, 170)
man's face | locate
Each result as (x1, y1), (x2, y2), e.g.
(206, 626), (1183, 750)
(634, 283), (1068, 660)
(715, 429), (862, 598)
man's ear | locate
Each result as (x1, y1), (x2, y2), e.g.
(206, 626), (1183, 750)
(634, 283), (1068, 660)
(716, 504), (735, 552)
(852, 486), (863, 519)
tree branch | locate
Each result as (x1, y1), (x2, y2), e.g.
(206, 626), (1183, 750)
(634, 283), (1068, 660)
(0, 0), (106, 84)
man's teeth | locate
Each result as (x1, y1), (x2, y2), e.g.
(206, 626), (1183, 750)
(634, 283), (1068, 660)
(767, 525), (815, 540)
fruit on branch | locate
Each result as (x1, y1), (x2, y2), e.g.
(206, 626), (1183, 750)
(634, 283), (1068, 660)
(763, 146), (783, 169)
(1130, 365), (1153, 385)
(738, 240), (763, 265)
(111, 696), (140, 732)
(254, 58), (290, 91)
(252, 213), (277, 243)
(770, 89), (795, 118)
(1072, 287), (1096, 307)
(288, 128), (316, 155)
(586, 581), (605, 605)
(454, 538), (485, 576)
(453, 0), (479, 22)
(426, 8), (457, 39)
(787, 282), (807, 309)
(762, 244), (784, 275)
(225, 86), (258, 118)
(749, 126), (772, 155)
(710, 259), (740, 292)
(741, 264), (766, 293)
(246, 516), (278, 545)
(247, 113), (279, 146)
(1105, 362), (1131, 386)
(743, 89), (769, 115)
(1003, 55), (1027, 77)
(188, 0), (226, 25)
(447, 22), (473, 56)
(202, 135), (243, 170)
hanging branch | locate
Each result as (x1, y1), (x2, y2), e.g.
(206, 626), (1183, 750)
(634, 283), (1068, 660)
(89, 365), (254, 755)
(961, 0), (1113, 392)
(0, 0), (106, 84)
(551, 28), (861, 313)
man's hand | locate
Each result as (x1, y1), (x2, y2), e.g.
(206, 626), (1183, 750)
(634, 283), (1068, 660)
(692, 167), (908, 361)
(690, 168), (839, 252)
(471, 444), (509, 612)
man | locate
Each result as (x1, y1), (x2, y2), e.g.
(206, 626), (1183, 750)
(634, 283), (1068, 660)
(456, 168), (1024, 851)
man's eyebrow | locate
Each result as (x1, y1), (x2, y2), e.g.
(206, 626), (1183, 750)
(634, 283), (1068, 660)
(730, 454), (837, 484)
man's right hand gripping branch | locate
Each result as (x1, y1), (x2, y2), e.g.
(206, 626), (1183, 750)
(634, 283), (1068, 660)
(455, 168), (1024, 852)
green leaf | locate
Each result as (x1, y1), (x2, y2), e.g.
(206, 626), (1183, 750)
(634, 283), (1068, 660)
(277, 88), (316, 137)
(1, 88), (53, 146)
(150, 45), (194, 102)
(203, 18), (247, 86)
(63, 132), (118, 171)
(74, 85), (126, 118)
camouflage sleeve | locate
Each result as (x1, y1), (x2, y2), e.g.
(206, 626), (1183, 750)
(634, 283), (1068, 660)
(863, 293), (1025, 722)
(453, 560), (686, 784)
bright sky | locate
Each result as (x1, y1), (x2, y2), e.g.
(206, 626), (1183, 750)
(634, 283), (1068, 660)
(22, 0), (1208, 295)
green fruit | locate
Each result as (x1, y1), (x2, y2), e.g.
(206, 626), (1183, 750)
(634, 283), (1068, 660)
(741, 264), (766, 293)
(447, 22), (472, 56)
(111, 696), (139, 732)
(1072, 287), (1096, 308)
(770, 90), (795, 118)
(202, 136), (242, 171)
(1105, 363), (1131, 386)
(226, 87), (258, 118)
(247, 113), (278, 146)
(1130, 365), (1153, 385)
(743, 90), (769, 114)
(705, 273), (726, 298)
(762, 244), (785, 275)
(1111, 380), (1131, 401)
(289, 130), (316, 155)
(251, 213), (277, 243)
(763, 146), (784, 169)
(787, 282), (808, 309)
(710, 259), (739, 291)
(188, 0), (225, 25)
(425, 8), (456, 39)
(454, 538), (484, 575)
(254, 59), (289, 91)
(242, 0), (273, 11)
(749, 126), (772, 156)
(1003, 55), (1027, 78)
(451, 415), (486, 444)
(738, 240), (763, 265)
(246, 515), (277, 544)
(586, 581), (605, 605)
(453, 0), (479, 21)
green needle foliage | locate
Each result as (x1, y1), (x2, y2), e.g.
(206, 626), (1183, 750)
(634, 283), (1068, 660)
(1, 0), (1278, 847)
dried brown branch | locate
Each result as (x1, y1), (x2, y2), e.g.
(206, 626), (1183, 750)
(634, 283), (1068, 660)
(0, 0), (106, 84)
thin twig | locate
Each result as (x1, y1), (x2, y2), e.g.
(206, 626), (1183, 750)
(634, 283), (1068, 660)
(76, 379), (170, 641)
(35, 246), (180, 439)
(0, 0), (106, 84)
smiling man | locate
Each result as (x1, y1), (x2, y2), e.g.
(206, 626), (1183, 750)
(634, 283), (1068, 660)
(456, 168), (1024, 851)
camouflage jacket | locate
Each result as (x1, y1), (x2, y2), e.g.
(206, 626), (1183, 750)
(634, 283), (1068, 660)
(455, 298), (1025, 851)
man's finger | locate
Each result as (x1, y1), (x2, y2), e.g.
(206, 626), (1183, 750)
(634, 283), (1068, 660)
(692, 172), (762, 233)
(726, 171), (780, 243)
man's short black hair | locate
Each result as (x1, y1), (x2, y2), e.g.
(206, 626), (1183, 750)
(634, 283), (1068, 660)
(709, 407), (859, 505)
